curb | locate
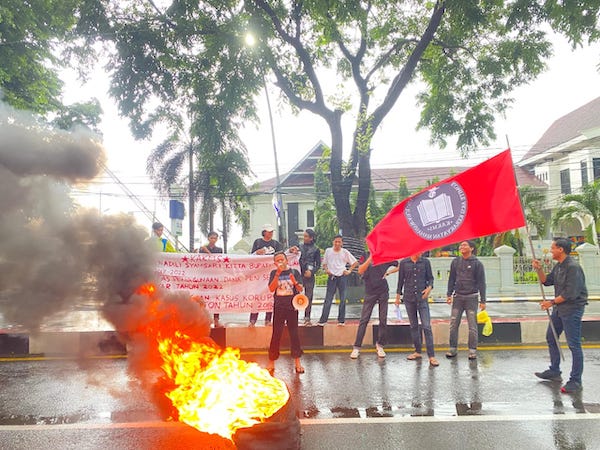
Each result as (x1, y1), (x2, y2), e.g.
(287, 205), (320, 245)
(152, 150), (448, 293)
(2, 318), (600, 358)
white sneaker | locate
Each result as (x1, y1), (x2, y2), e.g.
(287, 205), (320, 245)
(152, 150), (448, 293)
(376, 344), (386, 358)
(350, 347), (360, 359)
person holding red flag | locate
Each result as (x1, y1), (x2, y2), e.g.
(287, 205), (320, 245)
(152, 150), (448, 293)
(446, 240), (486, 360)
(533, 238), (588, 394)
(366, 150), (525, 264)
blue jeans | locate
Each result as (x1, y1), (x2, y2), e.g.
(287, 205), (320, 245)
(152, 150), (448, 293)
(318, 275), (348, 324)
(302, 276), (315, 320)
(449, 295), (479, 352)
(404, 298), (435, 357)
(354, 289), (389, 348)
(547, 306), (585, 384)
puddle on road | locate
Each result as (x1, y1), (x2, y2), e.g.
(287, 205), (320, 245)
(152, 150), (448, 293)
(299, 400), (591, 420)
(0, 413), (93, 425)
(2, 401), (597, 425)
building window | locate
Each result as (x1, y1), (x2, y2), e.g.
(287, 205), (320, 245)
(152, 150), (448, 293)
(560, 168), (571, 195)
(581, 160), (588, 185)
(307, 209), (314, 228)
(593, 158), (600, 181)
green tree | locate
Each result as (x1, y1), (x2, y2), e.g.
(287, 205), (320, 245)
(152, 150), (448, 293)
(244, 0), (600, 240)
(0, 0), (72, 113)
(553, 179), (600, 246)
(73, 1), (600, 244)
(0, 0), (101, 126)
(314, 147), (338, 249)
(76, 1), (261, 249)
(398, 176), (410, 200)
(147, 116), (253, 252)
(51, 99), (104, 134)
(519, 185), (548, 239)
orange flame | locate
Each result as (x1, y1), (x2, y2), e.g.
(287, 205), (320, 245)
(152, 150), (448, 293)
(133, 284), (289, 441)
(158, 333), (289, 440)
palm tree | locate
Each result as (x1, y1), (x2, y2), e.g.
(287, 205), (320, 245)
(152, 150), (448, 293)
(146, 128), (193, 249)
(194, 144), (253, 252)
(519, 185), (548, 239)
(553, 179), (600, 247)
(147, 116), (253, 252)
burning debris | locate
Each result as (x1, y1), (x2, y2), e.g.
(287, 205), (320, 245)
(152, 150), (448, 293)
(0, 105), (299, 448)
(112, 284), (292, 444)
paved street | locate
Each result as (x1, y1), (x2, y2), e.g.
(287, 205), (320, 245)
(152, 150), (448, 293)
(1, 348), (599, 449)
(3, 299), (600, 334)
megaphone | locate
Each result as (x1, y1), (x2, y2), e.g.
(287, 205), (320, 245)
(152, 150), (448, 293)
(292, 294), (309, 311)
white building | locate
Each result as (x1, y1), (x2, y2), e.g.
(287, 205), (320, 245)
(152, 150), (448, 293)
(238, 97), (600, 251)
(518, 96), (600, 242)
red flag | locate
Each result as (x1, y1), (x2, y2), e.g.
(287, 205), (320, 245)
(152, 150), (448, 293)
(366, 150), (525, 264)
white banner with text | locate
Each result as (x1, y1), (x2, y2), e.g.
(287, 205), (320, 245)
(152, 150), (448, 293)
(154, 252), (300, 313)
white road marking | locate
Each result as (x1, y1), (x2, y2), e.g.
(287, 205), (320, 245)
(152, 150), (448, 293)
(0, 421), (184, 431)
(300, 413), (600, 425)
(1, 412), (598, 432)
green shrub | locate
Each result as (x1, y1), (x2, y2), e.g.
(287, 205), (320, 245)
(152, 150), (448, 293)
(315, 270), (328, 286)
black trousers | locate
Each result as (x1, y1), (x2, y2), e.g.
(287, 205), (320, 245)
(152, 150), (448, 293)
(269, 306), (303, 360)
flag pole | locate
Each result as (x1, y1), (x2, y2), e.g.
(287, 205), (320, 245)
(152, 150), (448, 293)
(507, 138), (564, 361)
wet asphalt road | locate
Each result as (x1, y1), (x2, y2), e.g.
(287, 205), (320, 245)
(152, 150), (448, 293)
(0, 348), (599, 449)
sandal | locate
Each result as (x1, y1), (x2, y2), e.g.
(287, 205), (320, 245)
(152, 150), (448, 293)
(407, 352), (422, 360)
(445, 351), (457, 358)
(295, 366), (305, 374)
(429, 357), (440, 367)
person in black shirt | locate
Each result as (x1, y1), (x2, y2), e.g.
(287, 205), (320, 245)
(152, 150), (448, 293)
(250, 224), (284, 326)
(199, 231), (224, 327)
(533, 238), (588, 393)
(266, 251), (304, 375)
(298, 229), (321, 326)
(395, 253), (438, 367)
(199, 231), (223, 254)
(446, 240), (486, 360)
(350, 254), (398, 359)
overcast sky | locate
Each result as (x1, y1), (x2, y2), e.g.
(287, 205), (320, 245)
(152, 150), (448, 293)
(62, 33), (600, 245)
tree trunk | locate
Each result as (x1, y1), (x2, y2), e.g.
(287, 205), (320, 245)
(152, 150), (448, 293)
(328, 111), (355, 237)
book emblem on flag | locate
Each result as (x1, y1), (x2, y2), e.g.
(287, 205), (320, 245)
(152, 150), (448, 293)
(404, 181), (468, 240)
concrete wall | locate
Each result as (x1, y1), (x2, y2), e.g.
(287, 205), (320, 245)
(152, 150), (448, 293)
(382, 243), (600, 299)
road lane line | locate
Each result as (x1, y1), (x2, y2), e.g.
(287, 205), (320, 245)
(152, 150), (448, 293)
(1, 412), (599, 432)
(0, 421), (185, 431)
(300, 413), (600, 425)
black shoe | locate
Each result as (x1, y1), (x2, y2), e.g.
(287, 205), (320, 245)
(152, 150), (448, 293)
(445, 351), (457, 358)
(561, 380), (582, 393)
(535, 369), (562, 382)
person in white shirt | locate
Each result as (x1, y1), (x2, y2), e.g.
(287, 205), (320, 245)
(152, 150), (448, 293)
(317, 235), (358, 326)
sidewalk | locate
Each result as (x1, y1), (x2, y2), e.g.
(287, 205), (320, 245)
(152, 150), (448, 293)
(1, 299), (599, 357)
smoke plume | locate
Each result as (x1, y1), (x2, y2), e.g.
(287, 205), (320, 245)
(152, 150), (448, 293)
(0, 105), (157, 332)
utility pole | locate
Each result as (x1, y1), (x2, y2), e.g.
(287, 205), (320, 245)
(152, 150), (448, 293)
(264, 80), (286, 245)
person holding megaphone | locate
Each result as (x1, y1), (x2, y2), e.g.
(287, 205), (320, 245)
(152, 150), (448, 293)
(266, 251), (305, 376)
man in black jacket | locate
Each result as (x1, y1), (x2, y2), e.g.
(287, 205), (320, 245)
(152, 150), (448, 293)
(396, 253), (439, 367)
(533, 238), (588, 393)
(298, 229), (321, 326)
(446, 240), (486, 360)
(350, 253), (398, 359)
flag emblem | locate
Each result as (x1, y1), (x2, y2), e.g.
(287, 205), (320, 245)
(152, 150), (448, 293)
(405, 181), (467, 240)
